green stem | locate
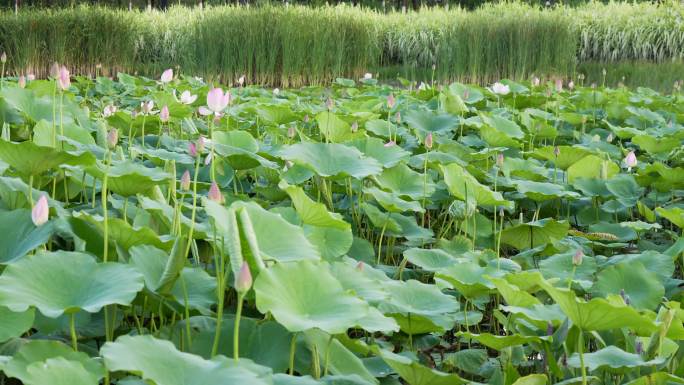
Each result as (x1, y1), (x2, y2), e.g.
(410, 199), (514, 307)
(232, 292), (245, 361)
(289, 332), (298, 375)
(184, 155), (201, 260)
(69, 312), (78, 351)
(579, 331), (587, 385)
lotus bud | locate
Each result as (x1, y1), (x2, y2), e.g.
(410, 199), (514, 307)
(635, 341), (643, 355)
(107, 128), (118, 149)
(303, 114), (310, 124)
(463, 89), (469, 100)
(387, 93), (396, 109)
(568, 81), (575, 90)
(600, 161), (609, 180)
(208, 181), (223, 203)
(553, 146), (560, 157)
(0, 52), (6, 63)
(188, 142), (198, 157)
(31, 195), (49, 226)
(27, 73), (35, 81)
(499, 206), (504, 217)
(532, 77), (540, 87)
(235, 262), (253, 293)
(546, 322), (554, 336)
(238, 75), (245, 86)
(625, 151), (637, 169)
(326, 97), (334, 111)
(58, 66), (70, 91)
(395, 111), (401, 124)
(496, 153), (504, 168)
(160, 105), (170, 123)
(606, 133), (613, 143)
(363, 73), (372, 80)
(131, 109), (138, 119)
(431, 63), (436, 71)
(554, 79), (563, 92)
(424, 132), (433, 149)
(572, 249), (583, 266)
(592, 134), (600, 142)
(602, 68), (607, 76)
(273, 88), (280, 96)
(204, 152), (212, 166)
(356, 261), (364, 271)
(197, 136), (206, 154)
(160, 68), (173, 83)
(287, 125), (296, 138)
(180, 170), (191, 191)
(351, 121), (358, 133)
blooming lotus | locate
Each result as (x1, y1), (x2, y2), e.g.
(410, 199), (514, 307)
(58, 66), (70, 91)
(177, 90), (198, 105)
(568, 81), (575, 90)
(103, 105), (117, 118)
(205, 88), (231, 113)
(160, 68), (173, 83)
(140, 100), (154, 115)
(273, 88), (280, 96)
(491, 82), (510, 96)
(31, 195), (49, 226)
(363, 73), (372, 80)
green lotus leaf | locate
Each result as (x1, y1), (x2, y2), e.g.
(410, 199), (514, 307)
(488, 276), (540, 307)
(86, 160), (170, 196)
(605, 175), (644, 207)
(374, 163), (435, 200)
(403, 110), (459, 134)
(72, 211), (172, 252)
(346, 137), (410, 168)
(378, 280), (459, 317)
(603, 251), (675, 280)
(567, 155), (619, 183)
(511, 374), (548, 385)
(0, 306), (34, 342)
(539, 251), (597, 290)
(330, 260), (390, 304)
(255, 104), (298, 125)
(0, 251), (144, 317)
(279, 181), (350, 229)
(364, 187), (424, 213)
(305, 224), (354, 260)
(567, 346), (665, 373)
(591, 262), (664, 310)
(631, 134), (680, 155)
(305, 329), (378, 385)
(457, 332), (547, 350)
(317, 111), (360, 142)
(101, 335), (271, 385)
(500, 219), (570, 250)
(514, 180), (580, 201)
(278, 142), (382, 179)
(364, 119), (398, 139)
(21, 357), (101, 385)
(539, 280), (656, 334)
(439, 89), (468, 115)
(435, 262), (501, 299)
(623, 373), (684, 385)
(254, 260), (373, 334)
(403, 248), (458, 271)
(533, 146), (593, 170)
(655, 206), (684, 229)
(0, 140), (95, 175)
(374, 348), (468, 385)
(2, 340), (104, 381)
(481, 114), (524, 139)
(441, 163), (512, 209)
(0, 209), (56, 264)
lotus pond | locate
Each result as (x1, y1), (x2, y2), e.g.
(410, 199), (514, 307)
(0, 71), (683, 385)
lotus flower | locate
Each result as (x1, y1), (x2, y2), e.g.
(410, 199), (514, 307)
(18, 75), (26, 88)
(351, 121), (358, 133)
(424, 132), (433, 149)
(31, 195), (49, 226)
(208, 181), (223, 203)
(107, 128), (118, 149)
(625, 151), (637, 169)
(180, 170), (191, 191)
(235, 262), (253, 293)
(532, 77), (540, 87)
(27, 74), (35, 81)
(197, 136), (206, 153)
(387, 93), (396, 109)
(1, 52), (6, 63)
(363, 73), (373, 80)
(58, 66), (70, 91)
(140, 100), (154, 115)
(568, 81), (575, 90)
(273, 88), (280, 96)
(572, 249), (583, 266)
(178, 90), (198, 105)
(160, 68), (173, 83)
(606, 133), (614, 143)
(103, 105), (117, 118)
(188, 142), (198, 157)
(206, 88), (230, 113)
(491, 82), (510, 96)
(237, 75), (245, 86)
(555, 79), (563, 92)
(160, 105), (170, 123)
(496, 153), (504, 167)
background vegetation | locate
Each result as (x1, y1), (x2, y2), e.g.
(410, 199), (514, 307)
(0, 2), (682, 88)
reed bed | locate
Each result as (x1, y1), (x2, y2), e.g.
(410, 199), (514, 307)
(0, 2), (682, 87)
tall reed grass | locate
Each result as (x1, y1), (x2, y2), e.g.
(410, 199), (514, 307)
(0, 2), (681, 87)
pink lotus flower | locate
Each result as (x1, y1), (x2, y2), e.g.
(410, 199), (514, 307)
(491, 82), (510, 96)
(58, 66), (70, 91)
(208, 181), (223, 203)
(177, 90), (197, 105)
(625, 151), (637, 169)
(140, 100), (154, 115)
(424, 132), (433, 149)
(237, 75), (245, 86)
(27, 74), (35, 81)
(180, 170), (191, 191)
(18, 75), (26, 88)
(206, 88), (231, 113)
(160, 68), (173, 83)
(103, 105), (117, 118)
(235, 262), (253, 293)
(31, 195), (49, 226)
(160, 105), (170, 123)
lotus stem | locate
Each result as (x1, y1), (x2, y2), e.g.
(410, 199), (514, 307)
(184, 154), (201, 262)
(289, 332), (298, 375)
(69, 312), (78, 351)
(231, 292), (245, 361)
(578, 331), (587, 385)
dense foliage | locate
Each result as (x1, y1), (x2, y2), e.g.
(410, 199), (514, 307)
(0, 3), (683, 88)
(0, 69), (682, 385)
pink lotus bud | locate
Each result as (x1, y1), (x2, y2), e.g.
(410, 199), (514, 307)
(326, 97), (334, 111)
(424, 132), (433, 149)
(160, 68), (173, 83)
(463, 89), (469, 100)
(208, 181), (223, 203)
(188, 142), (197, 157)
(204, 152), (212, 166)
(553, 146), (560, 157)
(395, 111), (401, 124)
(18, 75), (26, 88)
(625, 151), (637, 168)
(197, 136), (206, 153)
(27, 74), (35, 81)
(555, 79), (563, 92)
(387, 93), (396, 109)
(107, 128), (118, 149)
(58, 66), (70, 91)
(287, 125), (296, 138)
(180, 170), (191, 191)
(31, 195), (49, 226)
(356, 261), (364, 271)
(303, 114), (310, 124)
(235, 262), (253, 293)
(160, 105), (170, 123)
(496, 153), (504, 167)
(572, 249), (583, 266)
(351, 121), (358, 133)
